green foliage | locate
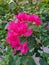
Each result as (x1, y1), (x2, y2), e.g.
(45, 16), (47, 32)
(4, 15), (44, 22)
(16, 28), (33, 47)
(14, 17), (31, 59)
(0, 0), (49, 65)
(39, 58), (48, 65)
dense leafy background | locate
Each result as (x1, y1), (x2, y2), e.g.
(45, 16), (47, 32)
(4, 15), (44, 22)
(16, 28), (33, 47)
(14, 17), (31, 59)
(0, 0), (49, 65)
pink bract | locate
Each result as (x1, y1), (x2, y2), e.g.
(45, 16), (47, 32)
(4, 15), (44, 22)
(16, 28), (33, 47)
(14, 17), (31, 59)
(6, 13), (42, 55)
(15, 13), (42, 26)
(29, 14), (42, 26)
(15, 13), (30, 21)
(24, 29), (33, 36)
(20, 42), (29, 54)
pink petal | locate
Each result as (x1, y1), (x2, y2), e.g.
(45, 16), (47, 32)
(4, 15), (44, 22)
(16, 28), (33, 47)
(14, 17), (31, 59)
(20, 42), (29, 54)
(24, 29), (33, 36)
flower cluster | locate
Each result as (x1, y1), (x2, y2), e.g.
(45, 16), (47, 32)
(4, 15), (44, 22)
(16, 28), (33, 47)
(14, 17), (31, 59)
(6, 13), (41, 54)
(15, 13), (41, 26)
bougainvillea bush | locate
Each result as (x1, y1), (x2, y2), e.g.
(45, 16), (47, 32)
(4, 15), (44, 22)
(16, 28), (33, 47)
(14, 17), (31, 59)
(0, 0), (49, 65)
(6, 13), (41, 54)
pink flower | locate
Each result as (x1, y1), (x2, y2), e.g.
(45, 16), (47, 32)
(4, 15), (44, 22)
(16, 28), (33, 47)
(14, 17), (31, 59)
(6, 36), (21, 49)
(15, 13), (29, 21)
(33, 14), (42, 26)
(7, 21), (29, 37)
(6, 32), (20, 48)
(29, 14), (42, 26)
(15, 13), (41, 26)
(6, 13), (42, 55)
(10, 42), (17, 48)
(6, 32), (21, 50)
(15, 43), (21, 51)
(16, 22), (28, 36)
(6, 32), (20, 42)
(29, 14), (34, 22)
(7, 21), (17, 31)
(24, 29), (33, 36)
(20, 42), (29, 54)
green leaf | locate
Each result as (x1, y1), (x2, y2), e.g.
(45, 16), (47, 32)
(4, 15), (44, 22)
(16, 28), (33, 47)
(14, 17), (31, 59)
(39, 58), (48, 65)
(27, 36), (36, 49)
(44, 39), (49, 46)
(27, 57), (36, 65)
(47, 57), (49, 64)
(9, 55), (16, 65)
